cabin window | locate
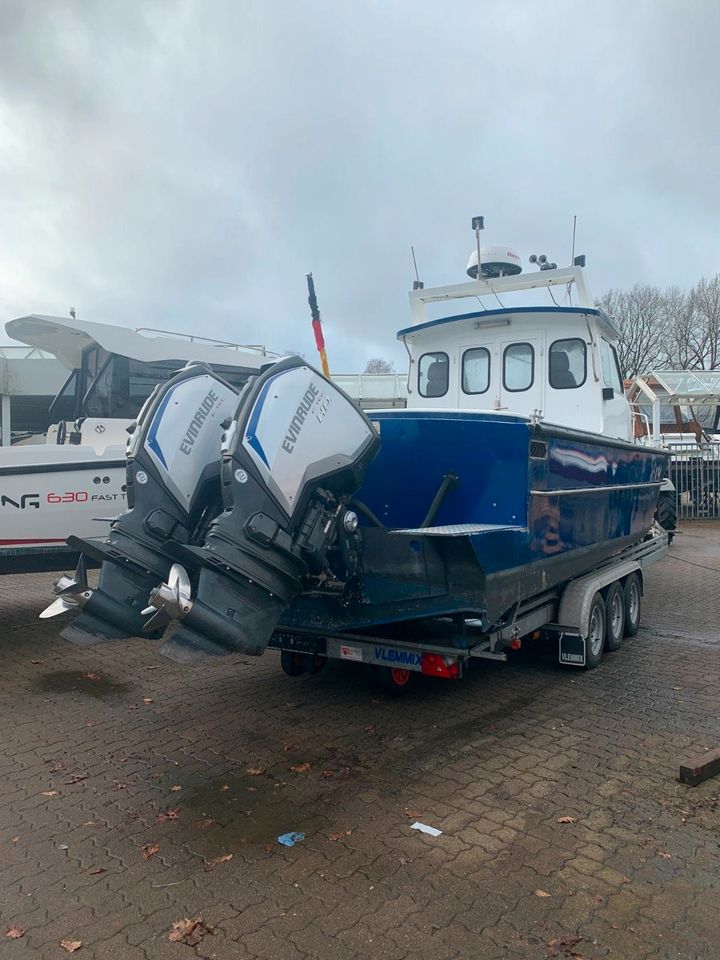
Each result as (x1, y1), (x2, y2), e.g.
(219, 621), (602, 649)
(600, 339), (623, 394)
(503, 343), (534, 392)
(549, 338), (586, 389)
(462, 348), (490, 395)
(418, 352), (449, 398)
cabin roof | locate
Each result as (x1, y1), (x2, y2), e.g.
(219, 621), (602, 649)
(396, 305), (617, 341)
(5, 314), (274, 371)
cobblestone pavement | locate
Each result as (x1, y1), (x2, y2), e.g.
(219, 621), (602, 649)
(1, 524), (719, 959)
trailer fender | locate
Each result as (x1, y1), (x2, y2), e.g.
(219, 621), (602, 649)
(557, 560), (642, 639)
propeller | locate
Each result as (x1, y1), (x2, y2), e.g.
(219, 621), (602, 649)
(142, 564), (193, 631)
(39, 555), (93, 620)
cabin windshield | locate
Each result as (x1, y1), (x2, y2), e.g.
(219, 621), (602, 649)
(49, 346), (254, 422)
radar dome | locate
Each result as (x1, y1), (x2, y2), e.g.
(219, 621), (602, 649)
(466, 246), (522, 279)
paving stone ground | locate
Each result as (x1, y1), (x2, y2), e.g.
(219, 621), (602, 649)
(1, 523), (719, 959)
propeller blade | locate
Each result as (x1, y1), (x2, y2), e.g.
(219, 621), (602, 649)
(39, 597), (76, 620)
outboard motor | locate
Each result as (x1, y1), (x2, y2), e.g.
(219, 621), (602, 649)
(144, 356), (380, 662)
(41, 364), (241, 644)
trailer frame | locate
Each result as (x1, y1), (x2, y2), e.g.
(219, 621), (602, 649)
(268, 525), (669, 683)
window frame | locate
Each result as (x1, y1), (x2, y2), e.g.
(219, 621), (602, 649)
(502, 342), (535, 393)
(548, 337), (587, 390)
(600, 338), (623, 394)
(418, 351), (449, 399)
(461, 347), (491, 395)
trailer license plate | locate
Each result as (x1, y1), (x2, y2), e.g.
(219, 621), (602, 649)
(559, 634), (585, 667)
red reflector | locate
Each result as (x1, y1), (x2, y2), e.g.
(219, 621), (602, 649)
(421, 653), (460, 679)
(510, 638), (522, 650)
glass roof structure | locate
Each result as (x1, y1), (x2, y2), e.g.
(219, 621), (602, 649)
(637, 370), (720, 404)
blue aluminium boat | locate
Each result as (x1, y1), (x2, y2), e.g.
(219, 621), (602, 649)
(43, 237), (669, 679)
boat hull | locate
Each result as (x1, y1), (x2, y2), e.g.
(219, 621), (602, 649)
(283, 410), (668, 633)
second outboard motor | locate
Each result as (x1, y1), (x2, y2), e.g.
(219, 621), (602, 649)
(145, 356), (380, 662)
(41, 364), (241, 644)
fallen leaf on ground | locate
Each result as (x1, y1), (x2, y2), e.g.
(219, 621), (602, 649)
(170, 784), (182, 792)
(622, 876), (631, 884)
(657, 850), (672, 859)
(290, 762), (311, 773)
(156, 807), (180, 823)
(60, 940), (82, 952)
(89, 868), (106, 875)
(11, 836), (19, 843)
(283, 743), (293, 751)
(65, 774), (88, 785)
(557, 816), (577, 824)
(546, 933), (582, 957)
(364, 725), (375, 735)
(220, 784), (229, 791)
(82, 673), (101, 681)
(329, 830), (352, 841)
(142, 698), (154, 704)
(140, 843), (160, 860)
(247, 787), (256, 793)
(404, 808), (422, 818)
(30, 659), (45, 664)
(204, 853), (233, 870)
(322, 769), (335, 778)
(41, 790), (59, 797)
(246, 766), (266, 776)
(168, 916), (209, 944)
(194, 818), (216, 831)
(534, 889), (552, 897)
(5, 925), (25, 939)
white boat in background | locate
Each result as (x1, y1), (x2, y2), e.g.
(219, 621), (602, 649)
(0, 313), (277, 572)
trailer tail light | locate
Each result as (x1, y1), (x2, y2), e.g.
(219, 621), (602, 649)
(510, 637), (522, 650)
(421, 653), (460, 679)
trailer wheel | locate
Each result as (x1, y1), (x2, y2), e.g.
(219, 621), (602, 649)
(280, 650), (306, 677)
(623, 573), (642, 637)
(585, 593), (606, 669)
(604, 582), (625, 651)
(374, 665), (414, 695)
(656, 488), (677, 543)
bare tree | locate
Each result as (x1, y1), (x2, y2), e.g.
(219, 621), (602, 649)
(596, 284), (670, 378)
(364, 357), (395, 374)
(687, 276), (720, 369)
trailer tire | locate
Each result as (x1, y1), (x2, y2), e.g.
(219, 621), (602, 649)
(623, 572), (642, 637)
(656, 489), (677, 543)
(280, 650), (307, 677)
(585, 593), (606, 669)
(374, 665), (415, 695)
(604, 582), (625, 652)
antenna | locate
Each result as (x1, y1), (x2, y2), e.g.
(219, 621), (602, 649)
(410, 245), (423, 290)
(571, 215), (577, 265)
(69, 307), (76, 320)
(472, 216), (484, 280)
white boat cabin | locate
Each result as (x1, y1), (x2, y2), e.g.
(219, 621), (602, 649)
(400, 260), (632, 441)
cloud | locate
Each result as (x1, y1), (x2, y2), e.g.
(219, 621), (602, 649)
(0, 0), (718, 371)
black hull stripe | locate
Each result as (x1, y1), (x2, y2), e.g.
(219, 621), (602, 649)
(0, 459), (126, 477)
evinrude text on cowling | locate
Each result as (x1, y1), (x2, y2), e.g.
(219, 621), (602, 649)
(41, 363), (241, 644)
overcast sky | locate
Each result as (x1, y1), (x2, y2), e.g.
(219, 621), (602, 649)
(1, 0), (718, 371)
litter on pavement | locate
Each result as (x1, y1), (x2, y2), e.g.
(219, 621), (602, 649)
(410, 821), (442, 837)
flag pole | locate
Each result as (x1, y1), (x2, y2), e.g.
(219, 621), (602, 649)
(306, 273), (330, 378)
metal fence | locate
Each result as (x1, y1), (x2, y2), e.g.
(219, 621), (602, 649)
(668, 442), (720, 520)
